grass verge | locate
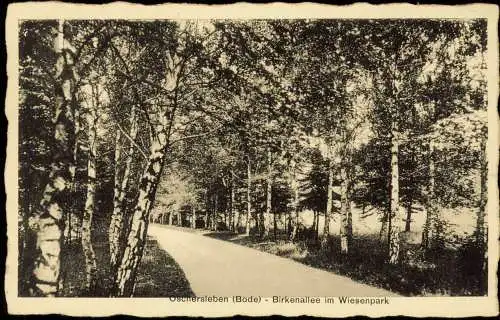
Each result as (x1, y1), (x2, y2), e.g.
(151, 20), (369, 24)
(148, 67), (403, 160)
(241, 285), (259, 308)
(56, 233), (194, 297)
(202, 230), (486, 296)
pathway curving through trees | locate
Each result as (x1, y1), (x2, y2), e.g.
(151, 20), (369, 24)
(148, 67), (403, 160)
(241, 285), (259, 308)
(148, 224), (399, 297)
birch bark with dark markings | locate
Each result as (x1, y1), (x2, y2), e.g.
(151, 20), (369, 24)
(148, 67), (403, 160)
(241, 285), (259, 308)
(321, 145), (334, 248)
(29, 20), (76, 296)
(109, 105), (138, 273)
(81, 82), (98, 293)
(115, 140), (167, 296)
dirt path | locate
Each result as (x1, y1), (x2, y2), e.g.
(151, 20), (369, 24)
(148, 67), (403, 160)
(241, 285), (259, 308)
(148, 224), (399, 297)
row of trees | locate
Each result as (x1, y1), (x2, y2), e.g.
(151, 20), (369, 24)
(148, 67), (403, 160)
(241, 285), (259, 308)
(19, 18), (487, 297)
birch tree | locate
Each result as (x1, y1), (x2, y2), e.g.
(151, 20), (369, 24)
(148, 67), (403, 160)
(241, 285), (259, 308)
(81, 80), (100, 293)
(110, 20), (219, 296)
(360, 20), (481, 263)
(28, 20), (77, 296)
(108, 104), (139, 272)
(19, 20), (57, 295)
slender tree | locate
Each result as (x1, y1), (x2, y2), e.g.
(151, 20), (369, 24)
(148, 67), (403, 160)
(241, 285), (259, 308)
(81, 81), (99, 294)
(28, 20), (77, 296)
(109, 105), (139, 272)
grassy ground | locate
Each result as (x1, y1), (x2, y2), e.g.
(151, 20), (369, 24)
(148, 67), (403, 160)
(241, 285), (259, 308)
(202, 229), (487, 296)
(134, 236), (194, 297)
(58, 233), (194, 297)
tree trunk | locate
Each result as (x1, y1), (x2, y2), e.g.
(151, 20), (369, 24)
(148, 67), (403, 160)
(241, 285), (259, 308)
(312, 210), (317, 232)
(262, 148), (272, 238)
(235, 211), (241, 233)
(28, 20), (76, 296)
(191, 206), (196, 229)
(321, 147), (334, 248)
(273, 212), (278, 241)
(207, 194), (211, 229)
(311, 211), (318, 243)
(290, 162), (300, 241)
(110, 130), (122, 245)
(207, 195), (212, 230)
(388, 127), (401, 264)
(204, 188), (208, 228)
(287, 212), (292, 239)
(284, 212), (289, 235)
(81, 89), (98, 294)
(177, 210), (182, 227)
(19, 195), (33, 296)
(230, 172), (235, 232)
(316, 211), (321, 239)
(477, 138), (487, 272)
(347, 200), (352, 240)
(405, 150), (415, 232)
(213, 193), (218, 231)
(405, 197), (413, 232)
(234, 181), (241, 232)
(339, 155), (352, 255)
(114, 139), (167, 296)
(109, 105), (138, 272)
(422, 141), (436, 249)
(59, 96), (81, 292)
(245, 157), (251, 236)
(65, 104), (79, 245)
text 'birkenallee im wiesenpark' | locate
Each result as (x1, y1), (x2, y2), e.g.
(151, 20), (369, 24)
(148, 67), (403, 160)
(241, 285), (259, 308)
(168, 296), (391, 305)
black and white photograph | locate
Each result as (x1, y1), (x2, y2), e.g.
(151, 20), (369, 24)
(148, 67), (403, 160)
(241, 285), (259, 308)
(4, 2), (499, 317)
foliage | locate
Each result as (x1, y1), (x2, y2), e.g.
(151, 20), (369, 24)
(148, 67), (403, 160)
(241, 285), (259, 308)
(18, 18), (488, 296)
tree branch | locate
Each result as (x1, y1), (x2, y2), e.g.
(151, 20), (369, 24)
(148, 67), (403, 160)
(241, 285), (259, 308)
(169, 126), (222, 145)
(109, 108), (149, 160)
(113, 121), (148, 160)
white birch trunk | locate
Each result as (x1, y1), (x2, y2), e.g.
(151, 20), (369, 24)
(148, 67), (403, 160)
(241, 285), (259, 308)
(29, 20), (77, 296)
(245, 157), (251, 236)
(422, 140), (437, 249)
(115, 139), (167, 296)
(339, 157), (351, 255)
(263, 148), (272, 238)
(388, 127), (401, 264)
(109, 105), (138, 271)
(290, 161), (300, 241)
(81, 90), (98, 293)
(191, 206), (196, 229)
(321, 145), (334, 248)
(477, 138), (487, 272)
